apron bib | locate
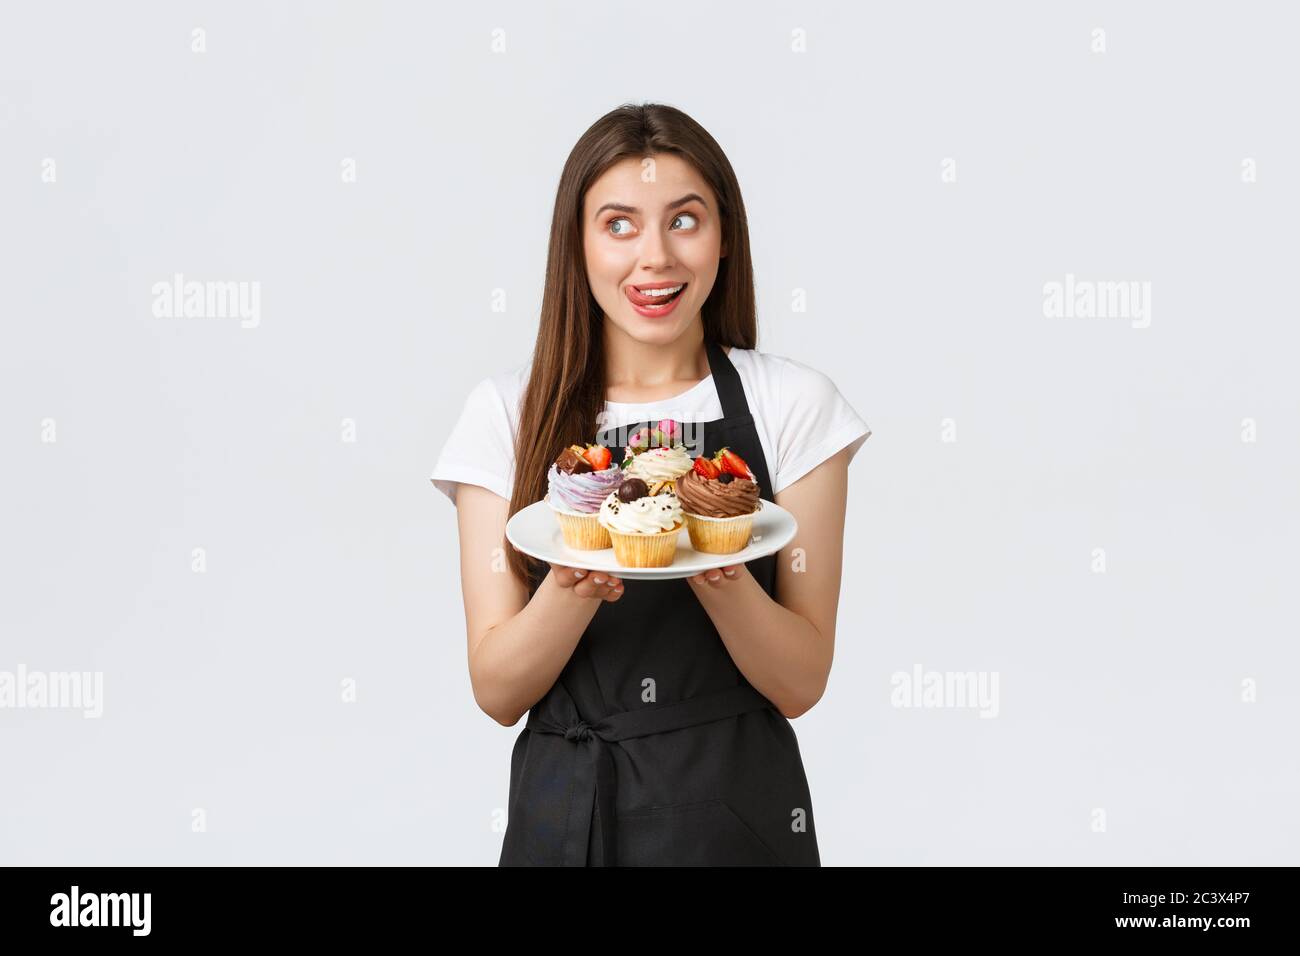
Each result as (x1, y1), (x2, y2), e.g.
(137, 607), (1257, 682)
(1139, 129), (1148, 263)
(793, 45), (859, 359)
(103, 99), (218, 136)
(499, 339), (821, 866)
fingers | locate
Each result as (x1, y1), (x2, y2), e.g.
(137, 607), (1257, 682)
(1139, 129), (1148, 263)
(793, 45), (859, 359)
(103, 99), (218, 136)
(576, 572), (623, 601)
(551, 565), (623, 600)
(690, 565), (740, 588)
(549, 564), (582, 589)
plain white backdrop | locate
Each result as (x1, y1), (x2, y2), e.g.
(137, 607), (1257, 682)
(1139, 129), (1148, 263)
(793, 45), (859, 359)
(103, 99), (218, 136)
(2, 1), (1296, 865)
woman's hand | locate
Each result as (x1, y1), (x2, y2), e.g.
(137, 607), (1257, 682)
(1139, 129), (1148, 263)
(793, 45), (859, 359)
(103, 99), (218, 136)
(549, 563), (625, 602)
(685, 564), (744, 590)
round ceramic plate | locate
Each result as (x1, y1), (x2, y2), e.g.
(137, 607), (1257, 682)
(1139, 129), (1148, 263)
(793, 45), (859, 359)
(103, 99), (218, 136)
(505, 499), (798, 581)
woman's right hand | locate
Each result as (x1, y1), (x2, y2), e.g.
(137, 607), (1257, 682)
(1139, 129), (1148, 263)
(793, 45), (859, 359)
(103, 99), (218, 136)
(549, 563), (625, 602)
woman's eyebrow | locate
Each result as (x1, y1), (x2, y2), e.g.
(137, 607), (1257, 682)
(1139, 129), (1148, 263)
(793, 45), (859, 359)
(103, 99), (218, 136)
(592, 193), (708, 220)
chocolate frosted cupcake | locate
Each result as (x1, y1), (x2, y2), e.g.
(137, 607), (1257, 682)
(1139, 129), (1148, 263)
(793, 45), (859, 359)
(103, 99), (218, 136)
(546, 442), (623, 549)
(677, 448), (762, 554)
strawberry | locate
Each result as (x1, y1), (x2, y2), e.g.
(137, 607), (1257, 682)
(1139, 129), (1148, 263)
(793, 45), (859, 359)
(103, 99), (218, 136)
(717, 447), (753, 480)
(692, 455), (721, 479)
(583, 443), (612, 471)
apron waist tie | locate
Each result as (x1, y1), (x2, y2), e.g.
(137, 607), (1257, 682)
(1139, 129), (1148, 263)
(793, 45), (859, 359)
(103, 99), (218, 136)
(524, 681), (776, 866)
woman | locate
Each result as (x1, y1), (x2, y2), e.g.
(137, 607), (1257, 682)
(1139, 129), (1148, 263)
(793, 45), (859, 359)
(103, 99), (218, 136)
(431, 103), (871, 866)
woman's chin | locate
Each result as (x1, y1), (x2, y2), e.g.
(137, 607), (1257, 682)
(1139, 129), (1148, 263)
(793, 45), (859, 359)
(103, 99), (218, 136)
(618, 311), (697, 345)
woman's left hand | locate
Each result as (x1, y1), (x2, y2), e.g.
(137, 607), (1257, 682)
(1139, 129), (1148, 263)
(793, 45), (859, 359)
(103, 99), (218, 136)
(686, 564), (745, 590)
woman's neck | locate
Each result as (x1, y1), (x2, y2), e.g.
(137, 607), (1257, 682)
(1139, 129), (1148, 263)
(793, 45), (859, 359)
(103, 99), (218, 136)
(602, 318), (710, 403)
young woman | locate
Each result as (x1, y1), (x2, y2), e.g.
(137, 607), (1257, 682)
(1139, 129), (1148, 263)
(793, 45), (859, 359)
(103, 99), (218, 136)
(431, 103), (871, 866)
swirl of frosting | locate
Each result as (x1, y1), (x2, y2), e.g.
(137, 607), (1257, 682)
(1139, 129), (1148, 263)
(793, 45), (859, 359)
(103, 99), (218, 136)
(547, 463), (624, 513)
(598, 489), (682, 534)
(623, 445), (692, 483)
(675, 470), (760, 518)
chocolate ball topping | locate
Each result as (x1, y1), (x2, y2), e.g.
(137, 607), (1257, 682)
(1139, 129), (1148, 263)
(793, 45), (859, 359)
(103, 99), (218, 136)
(717, 472), (734, 484)
(617, 477), (649, 502)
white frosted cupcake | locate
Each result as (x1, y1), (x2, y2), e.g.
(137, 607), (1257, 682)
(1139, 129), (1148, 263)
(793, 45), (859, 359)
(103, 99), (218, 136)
(622, 421), (693, 495)
(597, 477), (683, 568)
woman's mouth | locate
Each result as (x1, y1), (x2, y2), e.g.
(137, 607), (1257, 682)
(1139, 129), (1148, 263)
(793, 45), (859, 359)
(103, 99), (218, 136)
(625, 282), (688, 317)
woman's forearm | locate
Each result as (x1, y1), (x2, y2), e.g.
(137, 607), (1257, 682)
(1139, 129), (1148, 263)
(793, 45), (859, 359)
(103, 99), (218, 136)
(469, 569), (602, 725)
(690, 567), (831, 718)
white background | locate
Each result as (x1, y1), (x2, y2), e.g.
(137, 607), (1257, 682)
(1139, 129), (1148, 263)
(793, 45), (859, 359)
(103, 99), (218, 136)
(2, 1), (1296, 864)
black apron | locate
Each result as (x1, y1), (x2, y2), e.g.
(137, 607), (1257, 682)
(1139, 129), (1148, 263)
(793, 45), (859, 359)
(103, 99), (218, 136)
(499, 339), (821, 866)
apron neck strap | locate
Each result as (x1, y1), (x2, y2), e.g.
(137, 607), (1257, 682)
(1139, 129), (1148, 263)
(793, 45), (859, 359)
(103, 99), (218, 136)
(593, 340), (750, 451)
(704, 339), (749, 420)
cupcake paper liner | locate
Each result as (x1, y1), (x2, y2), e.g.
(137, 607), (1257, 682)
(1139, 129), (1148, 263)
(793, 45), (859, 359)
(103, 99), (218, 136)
(683, 509), (757, 554)
(546, 494), (612, 550)
(607, 523), (682, 567)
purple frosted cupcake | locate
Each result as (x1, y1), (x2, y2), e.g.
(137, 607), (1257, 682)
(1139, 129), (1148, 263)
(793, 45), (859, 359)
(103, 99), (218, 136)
(545, 443), (623, 549)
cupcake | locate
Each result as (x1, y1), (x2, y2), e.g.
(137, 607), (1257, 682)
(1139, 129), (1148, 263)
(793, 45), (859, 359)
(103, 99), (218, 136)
(621, 419), (693, 495)
(597, 476), (683, 568)
(546, 442), (624, 549)
(676, 447), (761, 554)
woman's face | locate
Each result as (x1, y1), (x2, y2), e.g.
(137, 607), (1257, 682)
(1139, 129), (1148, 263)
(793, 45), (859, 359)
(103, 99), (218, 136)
(582, 153), (725, 348)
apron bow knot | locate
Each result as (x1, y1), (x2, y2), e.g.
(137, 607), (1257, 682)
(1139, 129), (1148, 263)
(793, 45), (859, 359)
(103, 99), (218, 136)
(564, 721), (593, 742)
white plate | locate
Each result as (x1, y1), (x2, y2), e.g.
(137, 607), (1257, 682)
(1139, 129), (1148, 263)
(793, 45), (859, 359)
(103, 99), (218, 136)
(505, 499), (798, 581)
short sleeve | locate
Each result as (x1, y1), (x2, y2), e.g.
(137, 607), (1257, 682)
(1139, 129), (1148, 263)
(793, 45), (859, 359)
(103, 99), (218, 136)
(429, 375), (517, 505)
(771, 356), (871, 494)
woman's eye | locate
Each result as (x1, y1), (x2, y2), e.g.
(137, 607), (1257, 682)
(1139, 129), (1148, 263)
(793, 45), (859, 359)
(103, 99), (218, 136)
(607, 212), (698, 236)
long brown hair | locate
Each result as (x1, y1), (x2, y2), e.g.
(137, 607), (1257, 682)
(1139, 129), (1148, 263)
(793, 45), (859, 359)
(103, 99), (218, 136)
(506, 102), (758, 591)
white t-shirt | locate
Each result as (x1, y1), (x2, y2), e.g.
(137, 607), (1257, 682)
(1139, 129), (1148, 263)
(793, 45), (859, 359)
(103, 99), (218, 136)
(429, 347), (871, 505)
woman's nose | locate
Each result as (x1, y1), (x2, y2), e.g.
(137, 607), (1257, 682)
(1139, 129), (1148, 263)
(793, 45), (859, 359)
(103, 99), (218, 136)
(638, 228), (674, 269)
